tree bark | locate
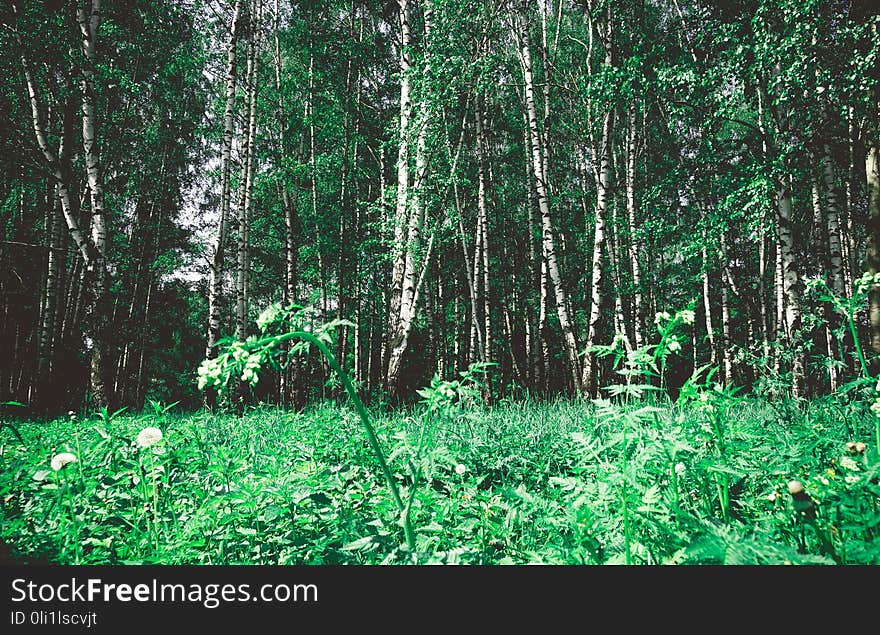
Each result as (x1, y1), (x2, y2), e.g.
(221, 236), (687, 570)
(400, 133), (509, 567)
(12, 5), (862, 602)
(206, 0), (242, 366)
(386, 0), (413, 376)
(719, 233), (733, 384)
(236, 0), (260, 345)
(867, 143), (880, 359)
(702, 244), (716, 367)
(819, 141), (845, 297)
(626, 103), (645, 350)
(516, 8), (581, 392)
(582, 109), (612, 395)
(386, 0), (434, 395)
(776, 174), (804, 396)
(475, 96), (492, 364)
(76, 0), (113, 409)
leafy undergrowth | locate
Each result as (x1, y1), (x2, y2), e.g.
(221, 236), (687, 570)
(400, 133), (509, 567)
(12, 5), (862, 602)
(1, 396), (879, 565)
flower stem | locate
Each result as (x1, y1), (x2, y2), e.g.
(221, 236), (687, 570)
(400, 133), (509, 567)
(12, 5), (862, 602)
(270, 331), (415, 552)
(63, 474), (80, 564)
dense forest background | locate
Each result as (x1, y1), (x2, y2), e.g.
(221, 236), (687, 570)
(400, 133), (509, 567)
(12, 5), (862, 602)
(2, 0), (879, 415)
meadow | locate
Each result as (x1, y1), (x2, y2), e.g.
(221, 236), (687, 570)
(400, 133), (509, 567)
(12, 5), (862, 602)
(2, 387), (878, 565)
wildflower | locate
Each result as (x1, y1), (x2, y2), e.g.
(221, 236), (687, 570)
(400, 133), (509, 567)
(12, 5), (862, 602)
(787, 480), (803, 496)
(654, 311), (671, 325)
(51, 452), (77, 471)
(667, 338), (682, 353)
(256, 303), (282, 332)
(241, 353), (262, 385)
(674, 462), (685, 476)
(455, 464), (467, 476)
(767, 492), (778, 502)
(846, 441), (866, 455)
(845, 475), (860, 484)
(231, 342), (248, 362)
(839, 456), (860, 472)
(679, 309), (696, 325)
(136, 427), (163, 449)
(197, 358), (224, 390)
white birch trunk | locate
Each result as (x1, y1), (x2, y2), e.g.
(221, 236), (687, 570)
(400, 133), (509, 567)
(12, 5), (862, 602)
(206, 0), (242, 363)
(516, 10), (581, 392)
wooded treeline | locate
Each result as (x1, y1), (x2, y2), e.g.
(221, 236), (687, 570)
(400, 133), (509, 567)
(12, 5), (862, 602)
(1, 0), (879, 414)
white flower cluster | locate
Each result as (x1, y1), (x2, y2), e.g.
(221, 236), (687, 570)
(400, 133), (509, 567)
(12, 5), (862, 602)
(654, 309), (694, 327)
(856, 271), (880, 295)
(839, 456), (860, 472)
(654, 311), (672, 325)
(256, 303), (282, 332)
(197, 357), (224, 390)
(678, 309), (695, 325)
(240, 352), (263, 385)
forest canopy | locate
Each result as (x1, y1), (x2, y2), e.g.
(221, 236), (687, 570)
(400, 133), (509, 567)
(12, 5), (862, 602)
(1, 0), (879, 414)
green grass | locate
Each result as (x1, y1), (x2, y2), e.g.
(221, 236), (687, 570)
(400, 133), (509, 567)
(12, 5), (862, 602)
(1, 395), (879, 565)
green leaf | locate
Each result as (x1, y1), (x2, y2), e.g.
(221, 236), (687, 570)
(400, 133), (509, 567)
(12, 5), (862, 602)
(341, 535), (380, 552)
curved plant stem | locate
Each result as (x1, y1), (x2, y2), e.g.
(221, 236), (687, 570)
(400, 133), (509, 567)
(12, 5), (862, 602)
(265, 331), (415, 552)
(847, 314), (869, 379)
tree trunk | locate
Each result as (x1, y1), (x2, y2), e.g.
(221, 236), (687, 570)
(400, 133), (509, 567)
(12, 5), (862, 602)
(867, 142), (880, 360)
(15, 0), (113, 408)
(206, 0), (242, 366)
(582, 109), (612, 395)
(811, 170), (838, 391)
(777, 175), (803, 396)
(820, 141), (846, 297)
(475, 96), (492, 364)
(386, 0), (413, 378)
(76, 0), (114, 409)
(36, 192), (64, 409)
(626, 103), (645, 349)
(386, 1), (435, 394)
(236, 0), (260, 344)
(719, 233), (734, 384)
(516, 9), (581, 392)
(702, 244), (716, 367)
(522, 108), (540, 388)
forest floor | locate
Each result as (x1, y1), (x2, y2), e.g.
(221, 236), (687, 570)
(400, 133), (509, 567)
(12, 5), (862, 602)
(1, 394), (879, 565)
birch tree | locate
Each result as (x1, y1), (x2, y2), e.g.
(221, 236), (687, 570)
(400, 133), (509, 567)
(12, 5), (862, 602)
(206, 0), (242, 365)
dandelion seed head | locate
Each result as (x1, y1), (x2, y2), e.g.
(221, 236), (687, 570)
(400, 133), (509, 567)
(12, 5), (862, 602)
(455, 464), (467, 476)
(51, 452), (77, 471)
(136, 427), (163, 449)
